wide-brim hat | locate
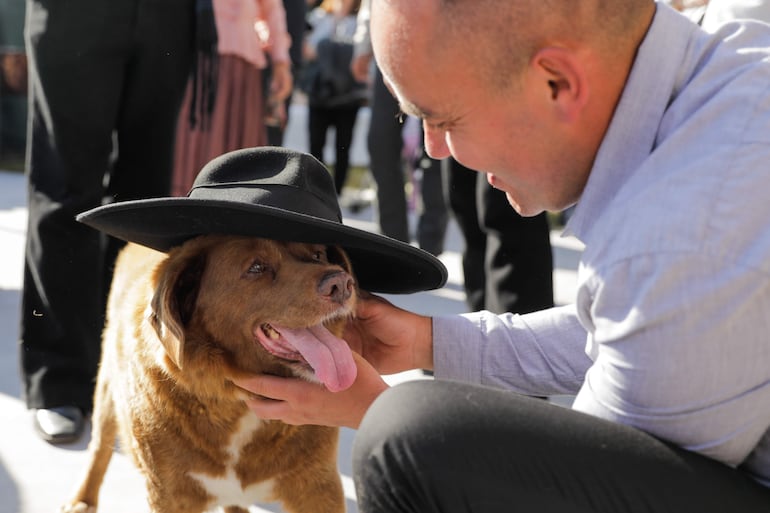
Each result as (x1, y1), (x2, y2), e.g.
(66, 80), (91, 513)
(76, 147), (447, 294)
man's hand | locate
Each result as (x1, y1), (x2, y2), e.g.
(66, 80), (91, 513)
(232, 352), (388, 429)
(344, 292), (434, 375)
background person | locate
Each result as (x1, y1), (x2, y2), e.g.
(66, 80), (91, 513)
(349, 0), (448, 255)
(444, 157), (553, 314)
(21, 0), (196, 443)
(302, 0), (365, 194)
(171, 0), (293, 196)
(265, 0), (308, 146)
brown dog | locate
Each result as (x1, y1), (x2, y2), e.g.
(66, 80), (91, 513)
(61, 234), (358, 513)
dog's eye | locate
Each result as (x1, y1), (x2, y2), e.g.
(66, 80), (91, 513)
(248, 261), (267, 274)
(313, 250), (326, 262)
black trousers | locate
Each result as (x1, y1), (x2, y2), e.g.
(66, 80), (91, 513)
(367, 67), (447, 254)
(353, 380), (770, 513)
(308, 103), (361, 194)
(444, 158), (553, 314)
(20, 0), (194, 411)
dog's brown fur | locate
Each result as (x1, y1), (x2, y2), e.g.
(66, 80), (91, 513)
(61, 235), (357, 513)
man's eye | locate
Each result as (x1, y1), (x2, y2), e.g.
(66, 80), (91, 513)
(426, 119), (450, 131)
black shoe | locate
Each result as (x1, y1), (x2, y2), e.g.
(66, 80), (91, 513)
(33, 406), (85, 444)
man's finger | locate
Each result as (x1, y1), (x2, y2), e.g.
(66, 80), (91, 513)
(245, 396), (293, 422)
(232, 375), (292, 401)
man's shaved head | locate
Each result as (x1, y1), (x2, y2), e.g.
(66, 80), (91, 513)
(374, 0), (653, 91)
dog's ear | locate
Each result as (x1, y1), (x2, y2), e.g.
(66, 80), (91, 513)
(150, 249), (207, 369)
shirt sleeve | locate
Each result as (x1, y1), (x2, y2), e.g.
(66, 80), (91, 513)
(432, 304), (591, 396)
(572, 251), (770, 468)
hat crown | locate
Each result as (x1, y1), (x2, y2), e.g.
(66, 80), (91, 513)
(189, 147), (342, 222)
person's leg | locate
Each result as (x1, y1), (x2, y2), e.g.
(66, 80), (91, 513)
(102, 0), (195, 304)
(479, 176), (554, 314)
(21, 0), (135, 413)
(308, 106), (330, 167)
(21, 0), (195, 417)
(367, 67), (408, 242)
(416, 147), (448, 256)
(111, 0), (194, 200)
(331, 104), (360, 194)
(443, 158), (486, 310)
(353, 380), (770, 513)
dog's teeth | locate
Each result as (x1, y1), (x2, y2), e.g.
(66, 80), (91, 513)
(262, 324), (280, 339)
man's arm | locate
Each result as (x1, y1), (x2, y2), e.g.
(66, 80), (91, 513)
(433, 304), (591, 396)
(573, 252), (770, 468)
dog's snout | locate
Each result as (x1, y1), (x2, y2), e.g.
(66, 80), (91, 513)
(318, 271), (353, 304)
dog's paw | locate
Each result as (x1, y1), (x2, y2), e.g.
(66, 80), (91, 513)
(60, 502), (96, 513)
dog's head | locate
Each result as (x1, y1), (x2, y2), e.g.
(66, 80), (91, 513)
(148, 235), (358, 393)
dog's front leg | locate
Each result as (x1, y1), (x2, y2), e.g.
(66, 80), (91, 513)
(60, 374), (118, 513)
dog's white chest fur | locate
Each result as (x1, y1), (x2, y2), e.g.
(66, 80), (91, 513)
(188, 413), (274, 509)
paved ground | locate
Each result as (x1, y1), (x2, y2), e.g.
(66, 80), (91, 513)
(0, 109), (583, 513)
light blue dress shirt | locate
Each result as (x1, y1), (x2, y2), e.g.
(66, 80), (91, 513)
(701, 0), (770, 31)
(433, 3), (770, 486)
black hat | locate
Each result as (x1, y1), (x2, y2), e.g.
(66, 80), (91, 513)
(76, 147), (447, 294)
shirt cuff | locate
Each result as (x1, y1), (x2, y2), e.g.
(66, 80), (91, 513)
(432, 313), (487, 383)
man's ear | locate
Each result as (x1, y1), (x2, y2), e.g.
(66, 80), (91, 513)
(530, 47), (589, 122)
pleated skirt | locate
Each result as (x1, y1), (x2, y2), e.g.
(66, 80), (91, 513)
(172, 54), (267, 196)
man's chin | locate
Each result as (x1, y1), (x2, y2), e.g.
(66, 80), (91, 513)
(505, 192), (545, 217)
(486, 174), (544, 216)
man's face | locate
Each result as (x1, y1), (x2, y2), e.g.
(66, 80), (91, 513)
(371, 1), (587, 216)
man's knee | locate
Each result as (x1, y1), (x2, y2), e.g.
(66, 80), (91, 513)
(352, 381), (444, 512)
(354, 380), (437, 462)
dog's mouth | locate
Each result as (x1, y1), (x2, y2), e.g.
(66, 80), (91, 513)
(255, 322), (357, 392)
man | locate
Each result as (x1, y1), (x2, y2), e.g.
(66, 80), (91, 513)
(234, 0), (770, 510)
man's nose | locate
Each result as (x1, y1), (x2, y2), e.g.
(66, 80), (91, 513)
(422, 121), (451, 160)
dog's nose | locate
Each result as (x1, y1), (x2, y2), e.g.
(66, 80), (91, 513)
(318, 271), (353, 304)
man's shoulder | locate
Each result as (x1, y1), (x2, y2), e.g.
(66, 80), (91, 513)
(582, 134), (770, 278)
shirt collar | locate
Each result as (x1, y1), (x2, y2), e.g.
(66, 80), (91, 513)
(563, 3), (698, 243)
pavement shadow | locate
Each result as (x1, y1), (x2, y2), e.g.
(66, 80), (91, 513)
(553, 242), (582, 272)
(0, 171), (26, 211)
(0, 287), (21, 400)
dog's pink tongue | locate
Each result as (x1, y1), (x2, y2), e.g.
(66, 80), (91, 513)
(274, 324), (357, 392)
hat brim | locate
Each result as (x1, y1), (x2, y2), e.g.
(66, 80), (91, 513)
(76, 198), (448, 294)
